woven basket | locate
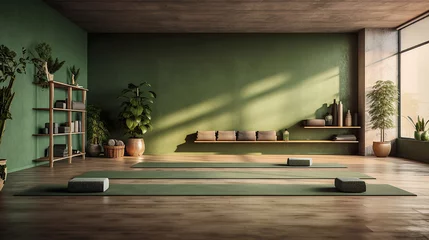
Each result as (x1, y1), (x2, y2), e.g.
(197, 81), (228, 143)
(103, 145), (125, 158)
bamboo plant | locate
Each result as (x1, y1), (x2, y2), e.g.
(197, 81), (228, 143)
(367, 80), (399, 142)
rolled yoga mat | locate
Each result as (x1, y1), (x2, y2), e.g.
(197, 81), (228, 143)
(131, 162), (347, 168)
(76, 170), (374, 179)
(16, 183), (415, 196)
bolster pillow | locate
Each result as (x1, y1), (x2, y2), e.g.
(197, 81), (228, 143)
(217, 131), (236, 141)
(196, 131), (216, 141)
(237, 131), (257, 141)
(257, 131), (277, 141)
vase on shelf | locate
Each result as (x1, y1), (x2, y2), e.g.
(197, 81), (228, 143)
(345, 110), (352, 127)
(353, 113), (358, 126)
(338, 101), (343, 127)
(325, 114), (333, 126)
(283, 129), (290, 141)
(332, 99), (338, 126)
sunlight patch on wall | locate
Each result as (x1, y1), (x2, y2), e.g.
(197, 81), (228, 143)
(155, 93), (233, 131)
(240, 73), (291, 99)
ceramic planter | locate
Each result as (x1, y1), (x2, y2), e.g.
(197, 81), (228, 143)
(0, 159), (7, 192)
(414, 131), (424, 141)
(373, 142), (391, 157)
(421, 131), (429, 141)
(126, 138), (145, 156)
(86, 144), (102, 157)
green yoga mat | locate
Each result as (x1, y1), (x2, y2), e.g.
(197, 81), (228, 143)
(15, 184), (415, 196)
(132, 162), (347, 168)
(77, 170), (375, 179)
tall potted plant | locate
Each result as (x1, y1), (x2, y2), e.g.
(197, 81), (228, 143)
(0, 45), (29, 191)
(87, 105), (109, 157)
(119, 82), (156, 156)
(367, 80), (399, 157)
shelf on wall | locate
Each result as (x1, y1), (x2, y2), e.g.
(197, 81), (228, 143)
(34, 153), (85, 162)
(32, 132), (85, 137)
(51, 81), (88, 91)
(194, 140), (359, 144)
(33, 108), (86, 113)
(303, 126), (361, 129)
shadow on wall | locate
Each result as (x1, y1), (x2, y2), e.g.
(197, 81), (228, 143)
(88, 34), (358, 155)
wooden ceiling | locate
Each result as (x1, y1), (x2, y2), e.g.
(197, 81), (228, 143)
(44, 0), (429, 33)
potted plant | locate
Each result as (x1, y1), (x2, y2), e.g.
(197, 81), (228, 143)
(0, 45), (29, 191)
(367, 80), (399, 157)
(406, 116), (429, 141)
(69, 65), (80, 86)
(119, 82), (156, 156)
(32, 43), (65, 86)
(87, 105), (109, 157)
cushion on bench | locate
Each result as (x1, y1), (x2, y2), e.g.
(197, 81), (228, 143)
(287, 158), (313, 166)
(257, 131), (277, 141)
(237, 131), (256, 141)
(196, 131), (216, 141)
(217, 131), (236, 141)
(335, 177), (366, 193)
(68, 178), (109, 193)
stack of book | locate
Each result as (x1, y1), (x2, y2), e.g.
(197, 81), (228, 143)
(45, 144), (68, 157)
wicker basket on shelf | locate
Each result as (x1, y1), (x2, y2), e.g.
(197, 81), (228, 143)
(103, 145), (125, 158)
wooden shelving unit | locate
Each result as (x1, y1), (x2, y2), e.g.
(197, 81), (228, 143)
(33, 81), (88, 168)
(194, 140), (358, 144)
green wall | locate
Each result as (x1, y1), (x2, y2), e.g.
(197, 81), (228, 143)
(89, 33), (358, 155)
(0, 0), (87, 172)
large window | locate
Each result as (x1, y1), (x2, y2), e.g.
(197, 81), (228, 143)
(400, 16), (429, 138)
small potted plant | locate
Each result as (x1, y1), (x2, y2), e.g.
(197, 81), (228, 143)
(406, 116), (429, 141)
(32, 43), (65, 86)
(119, 82), (156, 156)
(367, 80), (398, 157)
(0, 45), (29, 191)
(69, 65), (80, 86)
(86, 105), (109, 157)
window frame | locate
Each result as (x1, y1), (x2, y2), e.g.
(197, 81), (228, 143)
(398, 15), (429, 139)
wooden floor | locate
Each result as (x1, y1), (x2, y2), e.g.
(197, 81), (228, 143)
(1, 155), (429, 239)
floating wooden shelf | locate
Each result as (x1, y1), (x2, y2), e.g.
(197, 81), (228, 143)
(34, 153), (85, 162)
(303, 126), (361, 129)
(51, 81), (88, 91)
(32, 132), (85, 137)
(33, 108), (86, 112)
(194, 140), (358, 144)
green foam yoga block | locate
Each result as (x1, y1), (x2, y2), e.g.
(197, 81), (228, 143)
(335, 177), (366, 193)
(68, 178), (109, 193)
(287, 158), (312, 166)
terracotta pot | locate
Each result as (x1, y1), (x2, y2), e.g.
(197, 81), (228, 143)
(0, 159), (7, 192)
(126, 138), (145, 156)
(86, 144), (102, 157)
(373, 142), (391, 157)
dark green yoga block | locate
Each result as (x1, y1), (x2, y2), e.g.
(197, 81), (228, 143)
(335, 177), (366, 193)
(68, 178), (109, 193)
(287, 158), (312, 166)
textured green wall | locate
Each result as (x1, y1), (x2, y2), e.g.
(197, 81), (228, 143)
(397, 139), (429, 163)
(89, 33), (357, 155)
(0, 0), (87, 172)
